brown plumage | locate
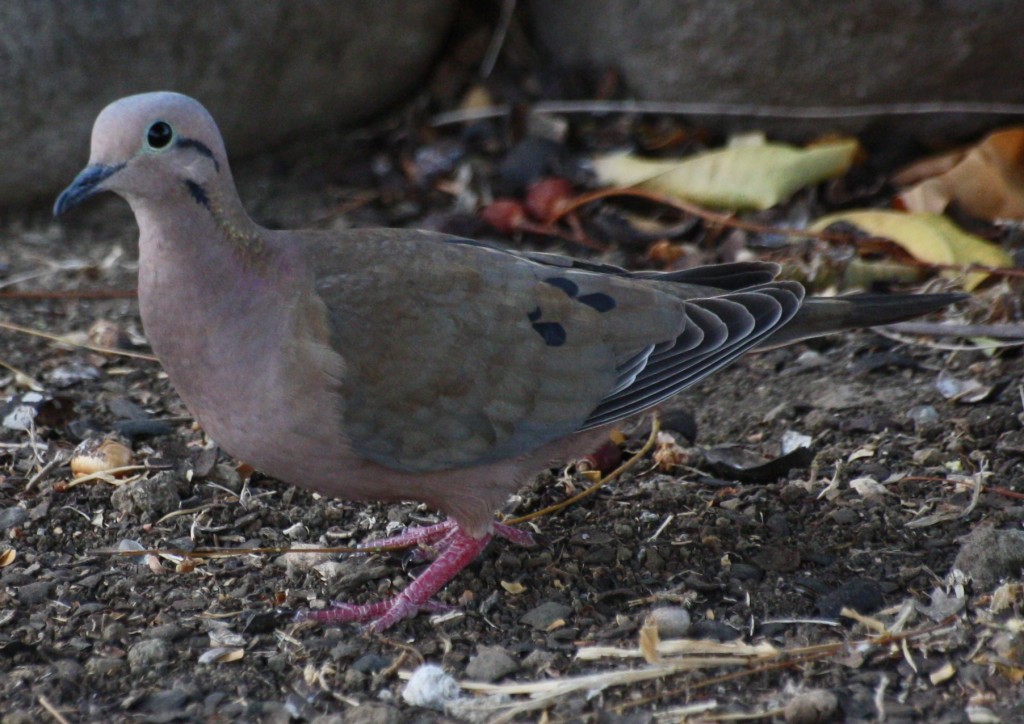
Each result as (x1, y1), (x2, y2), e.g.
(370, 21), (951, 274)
(55, 92), (961, 630)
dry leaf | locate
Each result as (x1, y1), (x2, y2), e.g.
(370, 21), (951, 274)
(811, 210), (1013, 290)
(990, 583), (1023, 613)
(593, 137), (858, 211)
(198, 647), (245, 665)
(850, 477), (889, 499)
(847, 447), (875, 463)
(501, 581), (526, 595)
(896, 127), (1024, 219)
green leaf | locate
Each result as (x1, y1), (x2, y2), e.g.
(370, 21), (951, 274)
(810, 210), (1013, 291)
(593, 138), (859, 211)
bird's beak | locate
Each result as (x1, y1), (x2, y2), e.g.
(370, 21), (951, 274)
(53, 163), (124, 217)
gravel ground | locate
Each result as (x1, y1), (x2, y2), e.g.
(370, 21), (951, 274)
(2, 34), (1023, 723)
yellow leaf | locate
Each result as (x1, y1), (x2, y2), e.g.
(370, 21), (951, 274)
(500, 580), (526, 595)
(593, 138), (858, 211)
(810, 210), (1013, 290)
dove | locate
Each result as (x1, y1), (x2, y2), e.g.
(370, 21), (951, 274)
(55, 92), (961, 631)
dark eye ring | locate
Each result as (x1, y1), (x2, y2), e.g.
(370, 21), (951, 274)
(146, 121), (174, 150)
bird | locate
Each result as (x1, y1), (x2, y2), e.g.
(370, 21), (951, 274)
(55, 92), (962, 631)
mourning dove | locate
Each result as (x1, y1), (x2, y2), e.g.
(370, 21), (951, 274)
(55, 92), (961, 631)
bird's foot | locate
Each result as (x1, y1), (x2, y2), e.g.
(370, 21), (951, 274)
(359, 519), (533, 564)
(297, 520), (534, 632)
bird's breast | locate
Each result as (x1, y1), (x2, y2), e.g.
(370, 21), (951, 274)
(138, 252), (353, 485)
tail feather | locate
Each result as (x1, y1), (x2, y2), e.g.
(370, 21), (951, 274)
(764, 292), (967, 347)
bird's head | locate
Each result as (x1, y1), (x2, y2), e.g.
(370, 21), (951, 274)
(54, 92), (229, 217)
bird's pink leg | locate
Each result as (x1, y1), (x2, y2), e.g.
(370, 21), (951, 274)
(297, 520), (534, 632)
(357, 520), (455, 550)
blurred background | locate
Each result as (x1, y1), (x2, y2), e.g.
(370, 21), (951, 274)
(3, 0), (1022, 207)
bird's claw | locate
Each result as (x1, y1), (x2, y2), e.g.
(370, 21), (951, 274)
(295, 519), (533, 631)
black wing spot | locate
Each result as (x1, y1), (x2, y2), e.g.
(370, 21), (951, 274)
(544, 277), (579, 298)
(532, 321), (566, 347)
(527, 306), (542, 322)
(184, 180), (210, 209)
(176, 137), (221, 172)
(578, 292), (616, 312)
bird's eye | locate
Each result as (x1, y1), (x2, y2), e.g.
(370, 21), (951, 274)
(145, 121), (174, 150)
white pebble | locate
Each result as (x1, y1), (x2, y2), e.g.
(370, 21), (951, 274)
(646, 606), (692, 637)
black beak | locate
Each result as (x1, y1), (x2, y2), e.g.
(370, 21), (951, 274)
(53, 163), (124, 217)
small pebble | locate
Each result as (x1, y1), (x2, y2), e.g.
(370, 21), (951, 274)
(764, 512), (792, 537)
(784, 688), (839, 723)
(817, 578), (884, 619)
(497, 137), (563, 192)
(281, 543), (335, 572)
(906, 404), (940, 426)
(829, 508), (859, 526)
(110, 471), (181, 519)
(953, 526), (1024, 591)
(52, 659), (83, 684)
(729, 563), (765, 582)
(85, 657), (126, 677)
(522, 649), (556, 670)
(912, 447), (941, 465)
(351, 653), (391, 674)
(102, 622), (128, 642)
(141, 689), (189, 713)
(779, 484), (808, 504)
(0, 506), (29, 531)
(465, 645), (519, 682)
(338, 704), (402, 724)
(520, 601), (572, 630)
(802, 409), (835, 433)
(752, 545), (801, 573)
(794, 350), (827, 369)
(127, 639), (170, 672)
(342, 669), (366, 689)
(645, 606), (691, 637)
(146, 623), (187, 641)
(16, 580), (53, 605)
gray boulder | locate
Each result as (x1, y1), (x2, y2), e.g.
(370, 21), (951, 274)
(527, 0), (1024, 138)
(0, 1), (456, 205)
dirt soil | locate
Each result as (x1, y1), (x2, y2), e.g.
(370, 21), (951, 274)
(2, 34), (1024, 724)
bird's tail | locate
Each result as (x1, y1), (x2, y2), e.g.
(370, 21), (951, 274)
(764, 292), (966, 347)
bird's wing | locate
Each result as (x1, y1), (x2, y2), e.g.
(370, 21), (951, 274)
(305, 229), (800, 473)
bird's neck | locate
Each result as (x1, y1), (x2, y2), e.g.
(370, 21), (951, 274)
(133, 184), (275, 282)
(197, 185), (267, 259)
(131, 189), (293, 347)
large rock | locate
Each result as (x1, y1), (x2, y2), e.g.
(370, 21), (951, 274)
(0, 1), (456, 205)
(527, 0), (1023, 138)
